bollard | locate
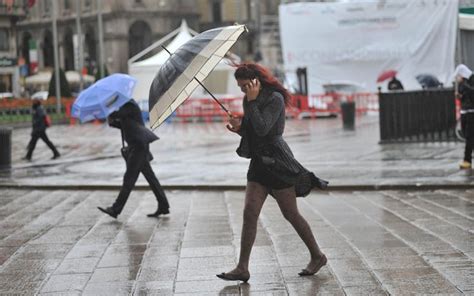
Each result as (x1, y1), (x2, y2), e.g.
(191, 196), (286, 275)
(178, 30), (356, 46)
(0, 127), (12, 170)
(341, 101), (355, 130)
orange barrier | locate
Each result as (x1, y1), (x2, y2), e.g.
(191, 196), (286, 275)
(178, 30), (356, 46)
(173, 93), (380, 121)
(60, 93), (380, 125)
(174, 97), (244, 121)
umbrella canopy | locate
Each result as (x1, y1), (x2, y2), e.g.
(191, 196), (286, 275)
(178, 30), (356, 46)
(415, 74), (442, 88)
(148, 24), (247, 129)
(377, 70), (397, 83)
(71, 73), (137, 123)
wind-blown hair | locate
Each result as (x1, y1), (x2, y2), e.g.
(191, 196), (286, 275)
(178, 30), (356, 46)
(234, 62), (291, 105)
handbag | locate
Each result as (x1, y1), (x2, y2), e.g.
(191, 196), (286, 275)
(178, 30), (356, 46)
(44, 114), (52, 127)
(120, 129), (129, 160)
(120, 146), (130, 159)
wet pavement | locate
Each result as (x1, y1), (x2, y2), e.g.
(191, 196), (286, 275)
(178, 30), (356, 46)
(1, 115), (473, 295)
(2, 114), (474, 188)
(0, 188), (472, 295)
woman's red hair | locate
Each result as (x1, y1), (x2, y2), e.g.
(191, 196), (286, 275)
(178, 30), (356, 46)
(233, 62), (291, 105)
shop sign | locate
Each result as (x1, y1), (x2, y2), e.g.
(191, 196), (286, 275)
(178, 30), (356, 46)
(0, 57), (17, 67)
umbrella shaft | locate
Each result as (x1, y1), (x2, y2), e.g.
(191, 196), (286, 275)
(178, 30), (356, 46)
(161, 45), (231, 116)
(193, 77), (231, 116)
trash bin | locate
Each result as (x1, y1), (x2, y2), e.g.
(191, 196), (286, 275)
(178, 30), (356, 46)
(341, 101), (355, 130)
(0, 127), (12, 170)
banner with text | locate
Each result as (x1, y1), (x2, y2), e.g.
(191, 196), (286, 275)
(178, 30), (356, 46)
(279, 0), (458, 101)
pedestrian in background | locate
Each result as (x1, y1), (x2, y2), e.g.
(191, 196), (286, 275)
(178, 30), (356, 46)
(388, 75), (404, 91)
(97, 99), (170, 219)
(23, 99), (60, 161)
(454, 64), (474, 169)
(217, 63), (329, 283)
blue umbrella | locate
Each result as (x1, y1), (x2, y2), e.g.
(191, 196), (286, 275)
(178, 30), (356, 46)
(72, 73), (137, 123)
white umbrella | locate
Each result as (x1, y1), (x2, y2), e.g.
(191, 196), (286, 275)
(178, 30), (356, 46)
(148, 24), (247, 129)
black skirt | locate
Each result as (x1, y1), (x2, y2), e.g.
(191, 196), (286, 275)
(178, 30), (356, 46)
(247, 157), (292, 190)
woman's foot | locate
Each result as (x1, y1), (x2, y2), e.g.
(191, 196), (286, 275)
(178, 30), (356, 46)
(298, 254), (327, 276)
(216, 268), (250, 283)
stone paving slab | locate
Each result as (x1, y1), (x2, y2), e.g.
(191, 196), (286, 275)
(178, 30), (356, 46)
(2, 115), (474, 188)
(0, 188), (472, 295)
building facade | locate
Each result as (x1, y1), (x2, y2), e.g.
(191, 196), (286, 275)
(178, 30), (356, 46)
(0, 2), (25, 96)
(15, 0), (199, 79)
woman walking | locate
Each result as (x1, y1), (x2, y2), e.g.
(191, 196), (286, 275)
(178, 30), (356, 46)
(217, 63), (328, 283)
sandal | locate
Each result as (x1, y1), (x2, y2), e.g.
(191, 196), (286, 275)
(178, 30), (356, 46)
(216, 272), (250, 283)
(298, 254), (327, 276)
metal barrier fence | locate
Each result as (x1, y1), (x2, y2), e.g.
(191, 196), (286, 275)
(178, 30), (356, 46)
(378, 88), (456, 143)
(1, 94), (381, 125)
(0, 99), (73, 126)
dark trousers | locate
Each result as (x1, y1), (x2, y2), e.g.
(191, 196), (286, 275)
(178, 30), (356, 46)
(461, 113), (474, 163)
(26, 131), (59, 159)
(112, 144), (169, 214)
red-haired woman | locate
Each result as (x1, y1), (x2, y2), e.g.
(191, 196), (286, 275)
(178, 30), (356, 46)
(217, 63), (328, 283)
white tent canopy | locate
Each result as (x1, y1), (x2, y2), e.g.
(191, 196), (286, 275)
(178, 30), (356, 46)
(128, 20), (241, 102)
(25, 71), (94, 90)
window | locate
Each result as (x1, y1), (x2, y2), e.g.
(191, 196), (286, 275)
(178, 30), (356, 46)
(0, 29), (8, 51)
(211, 0), (222, 23)
(64, 0), (71, 10)
(43, 0), (51, 14)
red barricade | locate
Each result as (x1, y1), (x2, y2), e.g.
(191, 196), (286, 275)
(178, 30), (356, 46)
(170, 92), (379, 121)
(174, 97), (244, 121)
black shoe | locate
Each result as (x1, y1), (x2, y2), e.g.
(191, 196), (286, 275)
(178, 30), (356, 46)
(22, 156), (31, 161)
(147, 208), (170, 217)
(97, 206), (118, 219)
(316, 179), (329, 190)
(52, 153), (60, 160)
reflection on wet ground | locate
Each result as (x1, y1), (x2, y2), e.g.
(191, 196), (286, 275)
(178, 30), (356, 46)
(0, 188), (472, 295)
(3, 115), (473, 187)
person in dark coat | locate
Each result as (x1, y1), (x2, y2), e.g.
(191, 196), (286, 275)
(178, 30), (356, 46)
(454, 64), (474, 169)
(97, 99), (170, 218)
(23, 99), (60, 161)
(217, 63), (329, 283)
(387, 76), (404, 91)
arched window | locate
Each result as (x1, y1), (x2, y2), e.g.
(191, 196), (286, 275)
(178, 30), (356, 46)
(128, 21), (152, 58)
(43, 30), (54, 67)
(63, 28), (74, 70)
(211, 0), (222, 23)
(21, 32), (32, 72)
(0, 29), (8, 51)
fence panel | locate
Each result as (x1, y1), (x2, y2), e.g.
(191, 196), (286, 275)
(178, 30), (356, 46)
(378, 89), (456, 143)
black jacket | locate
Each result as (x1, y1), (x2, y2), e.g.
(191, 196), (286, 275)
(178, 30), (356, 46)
(108, 100), (158, 146)
(236, 88), (325, 197)
(388, 78), (404, 91)
(32, 105), (47, 134)
(459, 75), (474, 111)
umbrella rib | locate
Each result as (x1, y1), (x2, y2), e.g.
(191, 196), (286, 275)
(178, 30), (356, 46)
(161, 45), (231, 116)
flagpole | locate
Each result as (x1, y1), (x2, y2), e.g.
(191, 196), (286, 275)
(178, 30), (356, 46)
(97, 0), (105, 78)
(52, 0), (61, 114)
(75, 0), (84, 91)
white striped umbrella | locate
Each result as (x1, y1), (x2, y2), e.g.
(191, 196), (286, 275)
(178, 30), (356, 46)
(148, 24), (247, 129)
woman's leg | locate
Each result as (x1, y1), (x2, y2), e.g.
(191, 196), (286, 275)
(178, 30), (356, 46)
(222, 181), (268, 277)
(272, 186), (325, 273)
